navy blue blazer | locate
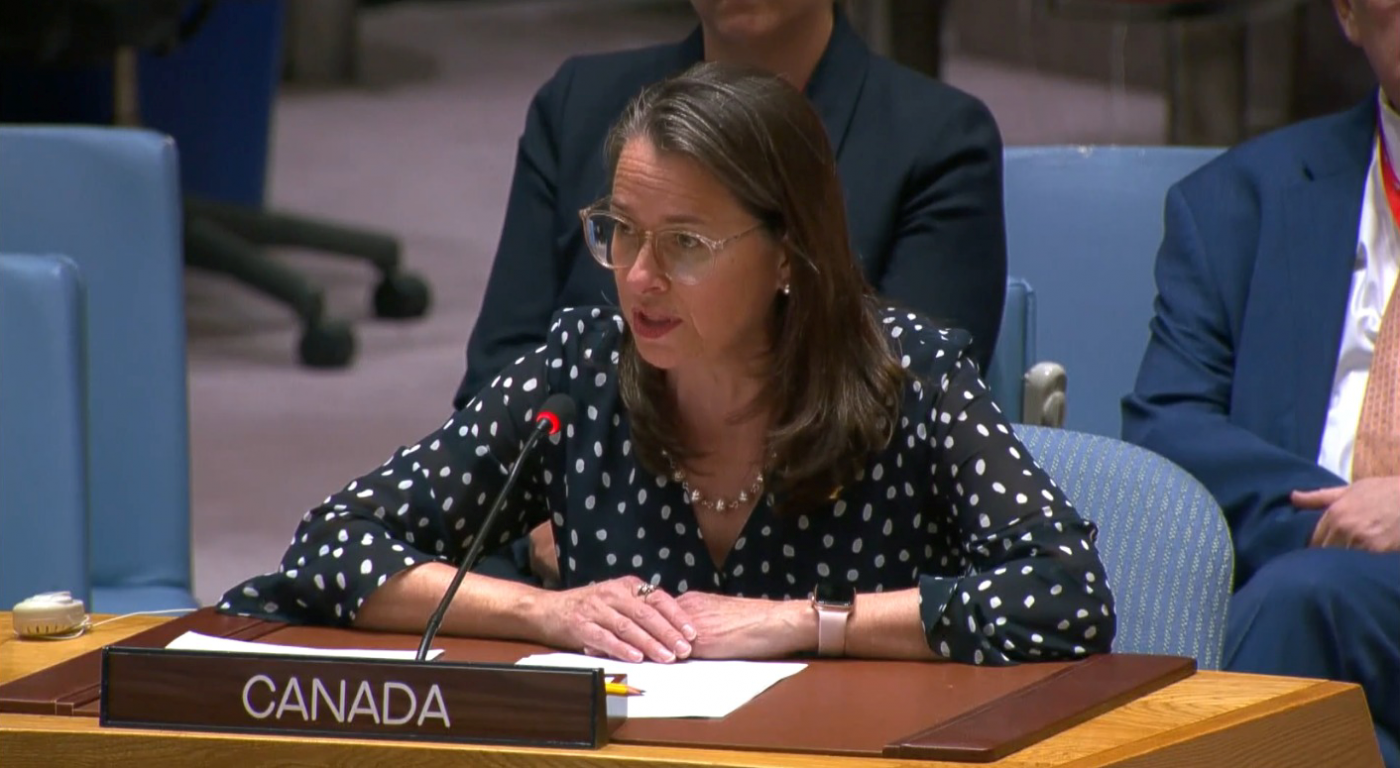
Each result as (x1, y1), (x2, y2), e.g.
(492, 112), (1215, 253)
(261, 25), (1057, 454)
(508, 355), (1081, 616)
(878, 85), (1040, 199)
(455, 11), (1006, 408)
(1123, 98), (1376, 588)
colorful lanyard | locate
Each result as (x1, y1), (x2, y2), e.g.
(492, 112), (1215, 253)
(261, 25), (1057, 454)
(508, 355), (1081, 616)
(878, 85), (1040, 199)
(1379, 122), (1400, 230)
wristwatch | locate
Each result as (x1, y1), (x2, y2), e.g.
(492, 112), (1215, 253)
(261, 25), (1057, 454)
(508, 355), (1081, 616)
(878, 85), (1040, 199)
(809, 582), (856, 657)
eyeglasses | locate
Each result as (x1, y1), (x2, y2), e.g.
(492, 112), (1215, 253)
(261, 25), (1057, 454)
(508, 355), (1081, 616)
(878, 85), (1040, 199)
(578, 201), (764, 286)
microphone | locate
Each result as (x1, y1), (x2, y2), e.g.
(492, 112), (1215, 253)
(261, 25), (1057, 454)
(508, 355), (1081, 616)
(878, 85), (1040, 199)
(415, 393), (577, 661)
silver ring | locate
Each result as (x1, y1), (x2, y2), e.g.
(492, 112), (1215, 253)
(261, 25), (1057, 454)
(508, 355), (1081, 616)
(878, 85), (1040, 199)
(634, 583), (657, 598)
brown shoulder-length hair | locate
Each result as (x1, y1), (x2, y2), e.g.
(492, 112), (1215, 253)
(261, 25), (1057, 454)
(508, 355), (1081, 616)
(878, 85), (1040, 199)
(607, 62), (905, 515)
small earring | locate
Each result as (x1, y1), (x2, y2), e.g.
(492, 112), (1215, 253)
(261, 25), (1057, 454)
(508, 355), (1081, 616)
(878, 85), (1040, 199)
(781, 284), (791, 296)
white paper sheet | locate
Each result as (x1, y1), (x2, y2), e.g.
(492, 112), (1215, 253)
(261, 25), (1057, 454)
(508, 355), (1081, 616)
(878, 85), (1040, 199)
(516, 652), (806, 719)
(165, 630), (444, 661)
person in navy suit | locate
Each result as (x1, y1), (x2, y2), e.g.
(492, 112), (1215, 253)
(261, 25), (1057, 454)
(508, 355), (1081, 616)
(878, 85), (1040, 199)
(454, 0), (1006, 410)
(1124, 2), (1399, 764)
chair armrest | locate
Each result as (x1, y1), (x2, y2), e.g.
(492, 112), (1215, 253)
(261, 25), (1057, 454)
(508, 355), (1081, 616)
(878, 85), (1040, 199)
(1023, 361), (1066, 427)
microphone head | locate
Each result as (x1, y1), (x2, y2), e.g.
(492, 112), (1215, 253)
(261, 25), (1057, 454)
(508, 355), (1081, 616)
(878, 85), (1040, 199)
(536, 393), (577, 436)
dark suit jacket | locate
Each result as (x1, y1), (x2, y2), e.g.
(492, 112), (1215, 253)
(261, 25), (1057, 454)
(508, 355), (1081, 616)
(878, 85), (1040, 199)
(1123, 98), (1376, 588)
(455, 10), (1006, 408)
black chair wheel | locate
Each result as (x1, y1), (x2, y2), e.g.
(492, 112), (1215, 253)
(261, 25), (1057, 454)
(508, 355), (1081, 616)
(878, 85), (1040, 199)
(373, 272), (431, 319)
(299, 319), (356, 369)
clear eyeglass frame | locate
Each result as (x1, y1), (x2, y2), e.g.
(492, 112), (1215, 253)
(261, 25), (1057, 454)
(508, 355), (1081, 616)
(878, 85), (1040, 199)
(578, 201), (764, 286)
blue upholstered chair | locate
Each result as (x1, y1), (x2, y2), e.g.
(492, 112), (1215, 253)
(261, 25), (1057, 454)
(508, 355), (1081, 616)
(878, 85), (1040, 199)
(987, 276), (1065, 426)
(986, 277), (1034, 422)
(1017, 425), (1233, 668)
(1003, 146), (1222, 437)
(0, 253), (90, 609)
(0, 127), (196, 613)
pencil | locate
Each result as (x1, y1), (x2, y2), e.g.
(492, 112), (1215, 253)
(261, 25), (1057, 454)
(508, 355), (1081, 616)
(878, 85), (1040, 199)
(604, 682), (645, 696)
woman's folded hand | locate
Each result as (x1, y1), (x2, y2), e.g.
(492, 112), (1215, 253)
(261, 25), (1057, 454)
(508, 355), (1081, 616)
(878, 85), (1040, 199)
(537, 576), (697, 663)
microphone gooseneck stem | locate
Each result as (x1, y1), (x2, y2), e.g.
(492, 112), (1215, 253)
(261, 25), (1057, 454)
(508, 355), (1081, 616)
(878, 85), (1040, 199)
(415, 421), (550, 662)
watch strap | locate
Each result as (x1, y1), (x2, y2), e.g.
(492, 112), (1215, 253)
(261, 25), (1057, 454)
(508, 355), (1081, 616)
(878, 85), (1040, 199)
(815, 603), (852, 657)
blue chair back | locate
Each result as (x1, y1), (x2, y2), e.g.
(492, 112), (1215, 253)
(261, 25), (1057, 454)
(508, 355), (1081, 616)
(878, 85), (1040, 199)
(0, 253), (90, 609)
(986, 276), (1035, 422)
(1003, 146), (1222, 437)
(0, 127), (195, 612)
(1016, 425), (1233, 668)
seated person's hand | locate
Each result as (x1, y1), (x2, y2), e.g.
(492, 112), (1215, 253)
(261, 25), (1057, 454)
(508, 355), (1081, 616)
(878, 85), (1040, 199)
(676, 591), (811, 660)
(537, 577), (697, 663)
(1293, 477), (1400, 552)
(529, 522), (561, 588)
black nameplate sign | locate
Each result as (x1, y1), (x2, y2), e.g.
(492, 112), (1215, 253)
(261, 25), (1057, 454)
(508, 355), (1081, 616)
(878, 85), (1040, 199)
(99, 646), (625, 748)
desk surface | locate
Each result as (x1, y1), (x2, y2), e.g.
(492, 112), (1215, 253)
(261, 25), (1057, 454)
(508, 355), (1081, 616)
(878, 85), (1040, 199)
(0, 613), (1383, 768)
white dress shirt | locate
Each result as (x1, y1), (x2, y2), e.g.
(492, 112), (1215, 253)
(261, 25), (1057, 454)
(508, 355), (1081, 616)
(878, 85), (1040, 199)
(1317, 95), (1400, 480)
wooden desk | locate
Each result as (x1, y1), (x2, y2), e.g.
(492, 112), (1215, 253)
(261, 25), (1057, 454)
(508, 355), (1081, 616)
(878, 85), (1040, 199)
(0, 613), (1382, 768)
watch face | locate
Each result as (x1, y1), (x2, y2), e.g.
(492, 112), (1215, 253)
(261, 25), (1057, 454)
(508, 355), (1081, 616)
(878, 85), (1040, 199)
(814, 581), (856, 608)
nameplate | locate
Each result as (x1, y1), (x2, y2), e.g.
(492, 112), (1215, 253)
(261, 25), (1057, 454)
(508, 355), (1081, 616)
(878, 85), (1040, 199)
(99, 646), (624, 748)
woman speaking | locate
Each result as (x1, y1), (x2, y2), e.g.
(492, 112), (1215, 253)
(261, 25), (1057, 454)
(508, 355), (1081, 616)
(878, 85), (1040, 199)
(221, 63), (1114, 667)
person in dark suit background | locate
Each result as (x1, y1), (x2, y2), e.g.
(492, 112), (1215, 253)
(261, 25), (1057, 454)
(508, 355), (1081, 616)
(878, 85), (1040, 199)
(455, 0), (1006, 411)
(1123, 2), (1399, 764)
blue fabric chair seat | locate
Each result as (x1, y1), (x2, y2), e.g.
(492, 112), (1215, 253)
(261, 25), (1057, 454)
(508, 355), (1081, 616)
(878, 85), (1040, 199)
(1016, 425), (1234, 668)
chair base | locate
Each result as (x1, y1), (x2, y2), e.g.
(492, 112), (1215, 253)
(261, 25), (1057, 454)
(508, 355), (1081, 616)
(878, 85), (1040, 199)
(183, 198), (432, 368)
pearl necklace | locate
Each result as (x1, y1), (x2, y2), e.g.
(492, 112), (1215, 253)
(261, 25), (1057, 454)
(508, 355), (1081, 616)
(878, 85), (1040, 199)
(663, 452), (765, 514)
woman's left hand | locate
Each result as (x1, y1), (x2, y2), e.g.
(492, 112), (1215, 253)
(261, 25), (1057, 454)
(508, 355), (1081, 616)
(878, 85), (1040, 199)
(675, 592), (813, 659)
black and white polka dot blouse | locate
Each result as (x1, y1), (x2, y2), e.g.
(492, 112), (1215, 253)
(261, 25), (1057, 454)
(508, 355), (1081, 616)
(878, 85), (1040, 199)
(220, 306), (1115, 665)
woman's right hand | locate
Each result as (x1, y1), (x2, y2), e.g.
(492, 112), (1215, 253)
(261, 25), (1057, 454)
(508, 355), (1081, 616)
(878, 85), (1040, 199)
(535, 577), (697, 663)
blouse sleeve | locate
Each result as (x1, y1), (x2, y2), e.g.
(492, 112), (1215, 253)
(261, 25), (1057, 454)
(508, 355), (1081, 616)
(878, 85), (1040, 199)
(918, 356), (1116, 665)
(218, 347), (558, 626)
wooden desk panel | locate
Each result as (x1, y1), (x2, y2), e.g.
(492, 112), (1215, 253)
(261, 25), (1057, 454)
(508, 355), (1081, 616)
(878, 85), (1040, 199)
(0, 615), (169, 686)
(0, 614), (1383, 767)
(257, 620), (1195, 759)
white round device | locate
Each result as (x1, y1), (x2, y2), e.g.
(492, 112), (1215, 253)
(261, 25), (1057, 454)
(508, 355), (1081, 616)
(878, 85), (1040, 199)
(12, 591), (88, 638)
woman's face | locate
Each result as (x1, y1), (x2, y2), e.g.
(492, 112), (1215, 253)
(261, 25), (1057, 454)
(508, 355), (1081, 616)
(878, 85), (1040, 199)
(607, 136), (787, 373)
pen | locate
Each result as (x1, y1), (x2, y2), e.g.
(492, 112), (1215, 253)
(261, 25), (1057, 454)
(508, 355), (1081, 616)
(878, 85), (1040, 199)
(605, 682), (645, 696)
